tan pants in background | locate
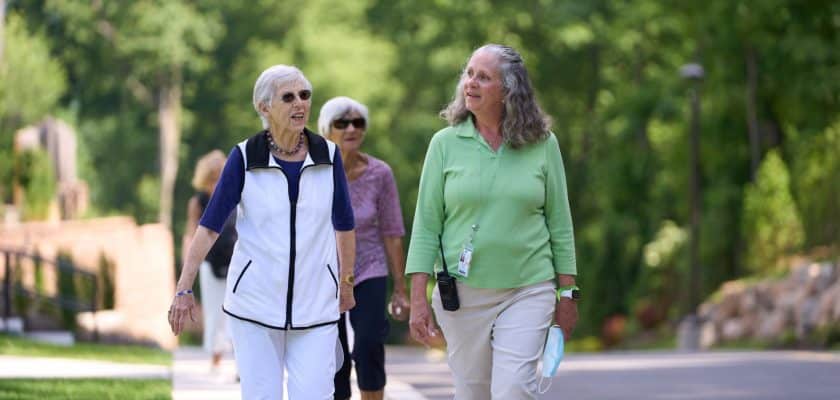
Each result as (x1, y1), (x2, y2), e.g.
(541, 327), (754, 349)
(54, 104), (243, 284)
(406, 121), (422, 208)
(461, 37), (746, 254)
(432, 279), (556, 400)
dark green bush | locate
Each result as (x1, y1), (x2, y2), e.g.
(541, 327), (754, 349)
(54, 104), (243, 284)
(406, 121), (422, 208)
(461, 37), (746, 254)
(56, 251), (77, 331)
(14, 149), (56, 221)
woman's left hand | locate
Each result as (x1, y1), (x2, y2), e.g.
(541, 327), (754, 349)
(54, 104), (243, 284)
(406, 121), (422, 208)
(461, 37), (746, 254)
(389, 289), (410, 321)
(554, 298), (578, 339)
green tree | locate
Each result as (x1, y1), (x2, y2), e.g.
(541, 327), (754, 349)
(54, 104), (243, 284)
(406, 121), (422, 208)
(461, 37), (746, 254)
(43, 0), (223, 228)
(0, 13), (66, 203)
(791, 120), (840, 249)
(742, 150), (805, 273)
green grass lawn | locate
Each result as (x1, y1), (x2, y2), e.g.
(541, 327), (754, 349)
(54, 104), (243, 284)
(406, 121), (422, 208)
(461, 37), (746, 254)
(0, 335), (171, 366)
(0, 379), (170, 400)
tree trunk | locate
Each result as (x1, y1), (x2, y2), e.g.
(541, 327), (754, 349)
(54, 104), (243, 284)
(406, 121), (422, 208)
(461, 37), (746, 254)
(744, 44), (761, 181)
(1, 0), (6, 64)
(158, 69), (182, 230)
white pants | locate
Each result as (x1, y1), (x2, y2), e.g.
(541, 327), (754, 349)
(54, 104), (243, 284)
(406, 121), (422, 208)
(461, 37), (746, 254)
(199, 261), (230, 355)
(228, 316), (338, 400)
(432, 280), (555, 400)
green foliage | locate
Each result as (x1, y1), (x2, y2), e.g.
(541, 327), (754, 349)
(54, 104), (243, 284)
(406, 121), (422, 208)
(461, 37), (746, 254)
(14, 149), (56, 221)
(0, 334), (172, 365)
(633, 220), (687, 329)
(97, 252), (116, 310)
(742, 150), (805, 273)
(136, 174), (161, 224)
(33, 250), (45, 296)
(56, 251), (78, 331)
(791, 120), (840, 249)
(0, 13), (66, 204)
(11, 0), (840, 342)
(0, 13), (66, 132)
(0, 379), (171, 400)
(11, 255), (29, 318)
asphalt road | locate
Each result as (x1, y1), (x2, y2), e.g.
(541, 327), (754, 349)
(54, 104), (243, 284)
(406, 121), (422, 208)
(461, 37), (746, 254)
(542, 351), (840, 400)
(390, 349), (840, 399)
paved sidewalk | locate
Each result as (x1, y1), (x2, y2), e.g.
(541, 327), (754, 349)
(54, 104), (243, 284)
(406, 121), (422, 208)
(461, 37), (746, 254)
(0, 355), (170, 379)
(173, 346), (431, 400)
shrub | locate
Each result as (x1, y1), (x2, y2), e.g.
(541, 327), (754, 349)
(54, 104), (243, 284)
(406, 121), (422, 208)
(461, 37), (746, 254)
(741, 150), (805, 273)
(14, 149), (56, 221)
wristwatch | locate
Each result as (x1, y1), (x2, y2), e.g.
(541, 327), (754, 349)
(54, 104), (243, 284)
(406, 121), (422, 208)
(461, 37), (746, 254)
(556, 285), (580, 301)
(341, 275), (355, 285)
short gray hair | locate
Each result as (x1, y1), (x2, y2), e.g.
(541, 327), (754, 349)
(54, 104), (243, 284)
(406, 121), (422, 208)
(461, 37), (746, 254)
(317, 96), (370, 137)
(252, 65), (312, 129)
(440, 44), (551, 148)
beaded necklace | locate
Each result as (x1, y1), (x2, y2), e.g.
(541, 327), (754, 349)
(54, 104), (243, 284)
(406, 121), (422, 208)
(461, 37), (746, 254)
(266, 131), (304, 156)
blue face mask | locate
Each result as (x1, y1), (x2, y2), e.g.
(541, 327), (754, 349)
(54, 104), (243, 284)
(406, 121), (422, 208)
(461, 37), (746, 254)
(538, 325), (564, 393)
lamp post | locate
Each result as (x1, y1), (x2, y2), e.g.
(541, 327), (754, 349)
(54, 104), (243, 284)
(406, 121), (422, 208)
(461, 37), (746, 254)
(678, 62), (704, 351)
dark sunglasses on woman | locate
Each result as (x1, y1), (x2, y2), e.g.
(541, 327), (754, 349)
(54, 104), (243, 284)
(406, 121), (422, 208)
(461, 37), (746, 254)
(333, 118), (366, 130)
(280, 90), (312, 103)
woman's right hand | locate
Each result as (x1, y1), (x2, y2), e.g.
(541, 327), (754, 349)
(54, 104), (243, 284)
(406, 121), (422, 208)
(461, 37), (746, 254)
(168, 291), (197, 336)
(408, 273), (441, 346)
(409, 289), (440, 347)
(339, 283), (356, 313)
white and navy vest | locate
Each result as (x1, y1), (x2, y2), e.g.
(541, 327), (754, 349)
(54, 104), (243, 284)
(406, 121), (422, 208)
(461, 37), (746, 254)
(223, 129), (341, 330)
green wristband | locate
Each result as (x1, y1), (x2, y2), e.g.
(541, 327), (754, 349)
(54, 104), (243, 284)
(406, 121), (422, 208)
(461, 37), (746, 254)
(556, 285), (580, 301)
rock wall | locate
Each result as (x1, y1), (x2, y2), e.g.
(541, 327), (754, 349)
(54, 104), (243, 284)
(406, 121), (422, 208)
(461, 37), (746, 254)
(0, 217), (177, 349)
(698, 261), (840, 348)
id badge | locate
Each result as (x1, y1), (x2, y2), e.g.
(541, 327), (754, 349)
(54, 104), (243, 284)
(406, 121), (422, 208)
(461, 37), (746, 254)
(458, 243), (473, 277)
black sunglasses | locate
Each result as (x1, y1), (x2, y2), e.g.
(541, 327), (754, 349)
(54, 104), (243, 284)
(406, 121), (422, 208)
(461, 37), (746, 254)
(333, 118), (366, 130)
(279, 90), (312, 103)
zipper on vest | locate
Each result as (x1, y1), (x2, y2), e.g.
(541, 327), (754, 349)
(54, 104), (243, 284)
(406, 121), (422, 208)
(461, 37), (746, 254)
(285, 200), (297, 329)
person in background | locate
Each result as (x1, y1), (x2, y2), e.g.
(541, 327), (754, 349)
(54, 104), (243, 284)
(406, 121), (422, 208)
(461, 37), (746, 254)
(319, 96), (409, 400)
(182, 149), (236, 371)
(169, 64), (356, 399)
(406, 44), (579, 399)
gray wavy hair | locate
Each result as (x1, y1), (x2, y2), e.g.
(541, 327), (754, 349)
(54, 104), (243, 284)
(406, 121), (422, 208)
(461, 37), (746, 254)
(252, 65), (312, 129)
(317, 96), (369, 137)
(440, 44), (552, 148)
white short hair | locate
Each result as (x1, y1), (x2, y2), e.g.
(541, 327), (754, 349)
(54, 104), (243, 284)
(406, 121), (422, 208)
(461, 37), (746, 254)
(317, 96), (370, 136)
(252, 65), (312, 129)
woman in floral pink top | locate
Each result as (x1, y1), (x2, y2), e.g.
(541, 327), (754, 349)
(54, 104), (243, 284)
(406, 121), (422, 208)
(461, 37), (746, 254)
(318, 96), (409, 400)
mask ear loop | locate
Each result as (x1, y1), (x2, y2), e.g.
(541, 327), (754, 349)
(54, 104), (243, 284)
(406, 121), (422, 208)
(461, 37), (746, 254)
(538, 376), (553, 394)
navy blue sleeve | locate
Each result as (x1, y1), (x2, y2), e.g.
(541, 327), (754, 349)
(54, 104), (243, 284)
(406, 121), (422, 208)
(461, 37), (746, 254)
(332, 150), (355, 231)
(199, 147), (244, 233)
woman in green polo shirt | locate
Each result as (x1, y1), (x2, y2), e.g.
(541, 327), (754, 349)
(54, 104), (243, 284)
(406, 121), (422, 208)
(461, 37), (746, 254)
(406, 44), (578, 399)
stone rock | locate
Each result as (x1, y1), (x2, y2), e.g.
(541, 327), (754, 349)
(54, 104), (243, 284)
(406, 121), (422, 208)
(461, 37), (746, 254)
(795, 297), (820, 338)
(756, 310), (788, 340)
(700, 321), (718, 349)
(717, 292), (742, 322)
(754, 282), (775, 311)
(722, 318), (746, 341)
(740, 313), (759, 337)
(816, 281), (840, 326)
(698, 301), (716, 319)
(739, 288), (759, 315)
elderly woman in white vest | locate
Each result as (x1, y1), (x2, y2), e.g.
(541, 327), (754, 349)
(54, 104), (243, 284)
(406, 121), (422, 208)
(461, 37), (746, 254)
(169, 64), (357, 399)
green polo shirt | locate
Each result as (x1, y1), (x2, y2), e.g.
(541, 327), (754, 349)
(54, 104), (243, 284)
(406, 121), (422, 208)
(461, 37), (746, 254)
(406, 120), (577, 289)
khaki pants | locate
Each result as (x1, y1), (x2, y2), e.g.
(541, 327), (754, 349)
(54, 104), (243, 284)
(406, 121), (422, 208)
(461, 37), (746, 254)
(432, 279), (555, 400)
